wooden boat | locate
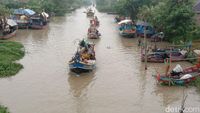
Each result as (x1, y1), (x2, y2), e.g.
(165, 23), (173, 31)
(29, 13), (48, 29)
(12, 9), (36, 29)
(136, 20), (155, 38)
(118, 19), (136, 38)
(156, 63), (200, 85)
(87, 26), (100, 39)
(157, 72), (200, 85)
(69, 39), (96, 73)
(141, 51), (186, 63)
(86, 9), (95, 17)
(0, 19), (18, 40)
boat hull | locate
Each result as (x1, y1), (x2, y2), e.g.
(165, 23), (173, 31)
(157, 73), (199, 85)
(30, 24), (47, 29)
(0, 30), (17, 40)
(120, 31), (136, 38)
(69, 61), (96, 73)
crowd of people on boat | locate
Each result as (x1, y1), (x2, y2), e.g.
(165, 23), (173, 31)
(70, 39), (95, 64)
(88, 16), (101, 39)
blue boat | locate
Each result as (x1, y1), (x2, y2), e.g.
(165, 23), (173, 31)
(118, 20), (136, 38)
(136, 21), (155, 37)
(69, 40), (96, 73)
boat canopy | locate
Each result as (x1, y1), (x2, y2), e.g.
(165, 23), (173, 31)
(7, 19), (17, 26)
(118, 19), (132, 25)
(14, 9), (36, 16)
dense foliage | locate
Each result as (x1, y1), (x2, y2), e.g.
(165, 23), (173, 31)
(0, 41), (25, 77)
(0, 0), (88, 16)
(0, 105), (9, 113)
(96, 0), (200, 42)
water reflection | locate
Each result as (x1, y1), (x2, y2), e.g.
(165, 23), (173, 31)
(68, 72), (96, 98)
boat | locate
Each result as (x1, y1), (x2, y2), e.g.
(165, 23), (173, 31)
(156, 64), (200, 85)
(118, 19), (136, 37)
(69, 39), (96, 73)
(141, 50), (187, 63)
(29, 12), (49, 29)
(90, 16), (99, 27)
(12, 8), (36, 29)
(0, 19), (18, 39)
(86, 8), (95, 17)
(87, 26), (100, 39)
(136, 20), (155, 38)
(157, 72), (200, 85)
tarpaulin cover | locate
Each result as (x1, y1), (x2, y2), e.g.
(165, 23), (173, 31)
(14, 9), (35, 16)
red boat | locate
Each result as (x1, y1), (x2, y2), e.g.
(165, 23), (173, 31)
(156, 63), (200, 85)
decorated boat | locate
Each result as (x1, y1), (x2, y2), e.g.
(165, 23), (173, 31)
(0, 19), (18, 39)
(118, 19), (136, 37)
(69, 39), (96, 73)
(87, 26), (100, 39)
(156, 64), (200, 85)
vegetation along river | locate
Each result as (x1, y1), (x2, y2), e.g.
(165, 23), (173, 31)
(0, 8), (200, 113)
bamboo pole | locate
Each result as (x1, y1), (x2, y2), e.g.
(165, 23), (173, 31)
(144, 25), (147, 70)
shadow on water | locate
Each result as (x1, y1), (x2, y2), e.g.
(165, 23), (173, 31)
(68, 70), (96, 98)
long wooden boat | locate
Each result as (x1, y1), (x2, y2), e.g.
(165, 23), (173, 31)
(141, 51), (186, 63)
(155, 64), (200, 85)
(69, 40), (96, 73)
(156, 72), (200, 85)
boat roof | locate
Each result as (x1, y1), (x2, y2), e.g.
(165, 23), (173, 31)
(14, 9), (36, 16)
(118, 19), (132, 25)
(7, 19), (17, 26)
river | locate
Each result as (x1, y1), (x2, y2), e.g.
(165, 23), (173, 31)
(0, 8), (200, 113)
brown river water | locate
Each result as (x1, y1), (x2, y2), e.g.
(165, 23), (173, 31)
(0, 8), (200, 113)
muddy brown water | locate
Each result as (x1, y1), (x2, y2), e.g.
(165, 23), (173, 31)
(0, 8), (200, 113)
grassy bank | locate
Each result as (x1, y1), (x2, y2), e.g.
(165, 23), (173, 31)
(0, 105), (9, 113)
(0, 40), (25, 77)
(194, 77), (200, 90)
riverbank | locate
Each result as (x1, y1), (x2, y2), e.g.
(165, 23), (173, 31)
(0, 105), (9, 113)
(0, 41), (25, 77)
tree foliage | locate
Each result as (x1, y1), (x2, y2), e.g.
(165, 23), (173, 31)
(0, 0), (86, 16)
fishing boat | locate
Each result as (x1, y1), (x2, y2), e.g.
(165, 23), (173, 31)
(86, 8), (95, 17)
(87, 26), (100, 39)
(0, 19), (18, 39)
(12, 8), (36, 29)
(157, 72), (200, 85)
(69, 39), (96, 73)
(29, 12), (49, 29)
(136, 20), (155, 38)
(156, 64), (200, 85)
(118, 19), (136, 37)
(141, 50), (187, 63)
